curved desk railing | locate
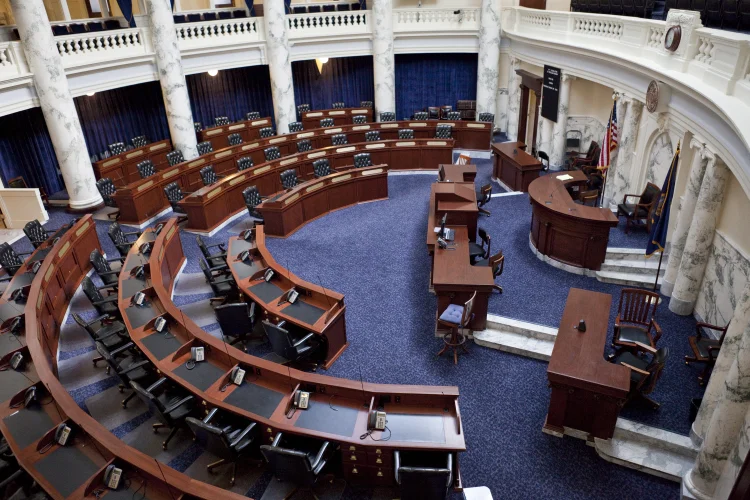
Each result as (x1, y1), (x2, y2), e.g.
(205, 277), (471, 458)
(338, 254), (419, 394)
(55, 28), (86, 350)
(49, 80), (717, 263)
(197, 116), (274, 152)
(118, 218), (465, 489)
(178, 139), (452, 233)
(93, 139), (172, 187)
(258, 166), (388, 237)
(300, 107), (373, 129)
(0, 215), (245, 500)
(528, 170), (619, 271)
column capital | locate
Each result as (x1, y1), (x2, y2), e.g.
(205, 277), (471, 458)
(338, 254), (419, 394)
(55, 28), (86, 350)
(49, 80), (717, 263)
(561, 73), (576, 83)
(509, 54), (521, 69)
(690, 136), (705, 152)
(701, 145), (718, 165)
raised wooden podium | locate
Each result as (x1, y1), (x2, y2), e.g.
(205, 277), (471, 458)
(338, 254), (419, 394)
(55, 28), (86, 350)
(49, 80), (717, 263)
(491, 141), (543, 192)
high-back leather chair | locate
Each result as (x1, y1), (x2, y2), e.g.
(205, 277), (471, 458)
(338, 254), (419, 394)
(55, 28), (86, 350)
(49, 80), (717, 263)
(320, 118), (335, 128)
(136, 159), (156, 179)
(72, 312), (127, 369)
(297, 104), (311, 117)
(166, 150), (185, 166)
(95, 340), (153, 408)
(739, 0), (750, 31)
(379, 112), (396, 122)
(260, 432), (332, 496)
(0, 243), (25, 276)
(264, 146), (281, 162)
(96, 178), (120, 220)
(109, 142), (126, 155)
(360, 100), (373, 108)
(399, 129), (414, 139)
(353, 115), (367, 124)
(445, 111), (461, 121)
(353, 153), (372, 168)
(262, 320), (320, 368)
(722, 0), (740, 28)
(259, 127), (275, 138)
(331, 102), (345, 109)
(246, 111), (261, 120)
(289, 121), (304, 132)
(365, 130), (381, 142)
(313, 159), (332, 178)
(82, 275), (119, 316)
(194, 122), (203, 132)
(131, 135), (148, 148)
(197, 141), (213, 155)
(468, 228), (490, 262)
(477, 112), (494, 123)
(243, 186), (265, 219)
(395, 451), (453, 500)
(435, 124), (452, 139)
(199, 258), (237, 302)
(427, 107), (441, 120)
(215, 116), (230, 126)
(705, 0), (722, 26)
(612, 288), (662, 352)
(331, 134), (348, 145)
(280, 169), (298, 190)
(164, 182), (187, 216)
(108, 222), (141, 257)
(90, 248), (121, 288)
(23, 220), (49, 249)
(413, 111), (428, 120)
(476, 184), (492, 217)
(616, 182), (661, 233)
(237, 157), (254, 171)
(214, 302), (257, 348)
(227, 133), (243, 146)
(130, 378), (195, 449)
(297, 139), (313, 153)
(200, 165), (218, 186)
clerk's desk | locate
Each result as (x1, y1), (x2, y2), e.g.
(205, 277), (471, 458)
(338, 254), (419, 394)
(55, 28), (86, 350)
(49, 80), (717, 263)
(426, 165), (494, 331)
(118, 219), (466, 490)
(491, 141), (543, 192)
(545, 289), (629, 440)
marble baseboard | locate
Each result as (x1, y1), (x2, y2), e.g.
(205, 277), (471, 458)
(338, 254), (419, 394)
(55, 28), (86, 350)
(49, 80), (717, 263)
(491, 176), (514, 194)
(528, 234), (598, 277)
(661, 279), (676, 297)
(454, 149), (492, 159)
(669, 294), (695, 316)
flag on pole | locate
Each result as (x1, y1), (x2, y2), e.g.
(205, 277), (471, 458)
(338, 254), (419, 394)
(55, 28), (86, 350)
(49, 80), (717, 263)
(597, 100), (619, 172)
(646, 143), (680, 256)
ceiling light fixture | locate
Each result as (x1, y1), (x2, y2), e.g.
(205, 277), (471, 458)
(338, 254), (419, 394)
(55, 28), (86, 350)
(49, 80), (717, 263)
(208, 69), (219, 77)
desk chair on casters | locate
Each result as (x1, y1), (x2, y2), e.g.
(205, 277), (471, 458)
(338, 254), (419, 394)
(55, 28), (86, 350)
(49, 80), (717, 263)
(130, 378), (195, 450)
(262, 320), (321, 371)
(395, 451), (453, 500)
(196, 235), (227, 269)
(73, 312), (128, 370)
(199, 258), (237, 303)
(108, 222), (142, 257)
(246, 111), (261, 120)
(163, 183), (189, 224)
(82, 276), (120, 317)
(23, 219), (51, 249)
(90, 248), (124, 289)
(289, 121), (304, 132)
(685, 322), (729, 384)
(437, 291), (476, 365)
(95, 340), (155, 408)
(538, 150), (550, 171)
(476, 184), (492, 217)
(0, 243), (29, 276)
(243, 186), (266, 221)
(214, 302), (260, 350)
(468, 228), (490, 263)
(96, 178), (120, 220)
(609, 343), (670, 409)
(260, 432), (334, 500)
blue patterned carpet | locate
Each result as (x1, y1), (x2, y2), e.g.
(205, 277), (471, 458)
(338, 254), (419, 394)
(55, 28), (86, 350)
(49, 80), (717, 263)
(19, 162), (697, 498)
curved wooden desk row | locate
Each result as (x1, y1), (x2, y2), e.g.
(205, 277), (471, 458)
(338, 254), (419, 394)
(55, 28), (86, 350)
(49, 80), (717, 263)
(178, 139), (452, 233)
(93, 139), (173, 187)
(198, 116), (274, 152)
(258, 166), (388, 238)
(300, 107), (373, 130)
(0, 216), (243, 500)
(528, 171), (618, 271)
(116, 219), (464, 488)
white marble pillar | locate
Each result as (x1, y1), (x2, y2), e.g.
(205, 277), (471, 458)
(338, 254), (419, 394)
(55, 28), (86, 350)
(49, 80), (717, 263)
(534, 100), (544, 153)
(605, 98), (644, 210)
(669, 159), (729, 315)
(475, 0), (501, 122)
(538, 117), (553, 158)
(505, 56), (522, 142)
(661, 138), (710, 298)
(715, 401), (750, 499)
(684, 318), (750, 499)
(263, 0), (297, 133)
(144, 0), (199, 160)
(549, 74), (574, 169)
(11, 0), (103, 211)
(693, 282), (750, 444)
(372, 0), (395, 120)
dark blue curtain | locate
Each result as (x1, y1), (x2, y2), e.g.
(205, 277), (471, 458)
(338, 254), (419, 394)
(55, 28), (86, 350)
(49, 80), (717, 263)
(116, 0), (136, 27)
(0, 107), (64, 195)
(292, 56), (374, 111)
(186, 66), (274, 127)
(395, 53), (478, 120)
(74, 81), (170, 157)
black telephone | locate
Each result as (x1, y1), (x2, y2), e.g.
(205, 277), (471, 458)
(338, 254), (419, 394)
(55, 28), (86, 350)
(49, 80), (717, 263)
(54, 423), (72, 446)
(230, 366), (245, 386)
(52, 237), (60, 245)
(9, 352), (24, 371)
(154, 223), (164, 236)
(132, 292), (147, 307)
(31, 261), (42, 274)
(23, 386), (37, 408)
(242, 228), (255, 241)
(238, 250), (252, 263)
(9, 287), (25, 303)
(437, 237), (449, 249)
(367, 410), (387, 431)
(154, 316), (167, 333)
(293, 390), (310, 410)
(131, 265), (146, 280)
(263, 268), (274, 282)
(139, 242), (151, 255)
(103, 464), (122, 490)
(7, 317), (23, 335)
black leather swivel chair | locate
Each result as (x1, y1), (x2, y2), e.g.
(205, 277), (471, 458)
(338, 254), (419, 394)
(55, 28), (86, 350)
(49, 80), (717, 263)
(108, 222), (141, 257)
(360, 100), (373, 108)
(164, 182), (189, 221)
(445, 111), (461, 121)
(246, 111), (261, 120)
(331, 102), (345, 109)
(82, 276), (119, 317)
(200, 165), (219, 186)
(227, 133), (243, 146)
(243, 186), (265, 220)
(395, 451), (453, 500)
(331, 134), (348, 146)
(398, 129), (414, 139)
(95, 340), (154, 408)
(166, 150), (185, 166)
(90, 248), (123, 289)
(435, 125), (452, 139)
(320, 118), (335, 128)
(214, 302), (259, 349)
(264, 146), (281, 162)
(215, 116), (230, 126)
(197, 141), (214, 155)
(413, 111), (428, 120)
(186, 409), (260, 486)
(313, 159), (332, 178)
(137, 159), (156, 179)
(199, 258), (237, 302)
(22, 220), (50, 249)
(739, 0), (750, 31)
(262, 320), (320, 370)
(196, 236), (227, 269)
(468, 228), (490, 263)
(379, 112), (396, 122)
(73, 312), (128, 369)
(259, 127), (275, 138)
(132, 135), (148, 148)
(365, 131), (381, 142)
(96, 178), (120, 220)
(0, 244), (28, 276)
(353, 115), (367, 124)
(289, 121), (304, 132)
(237, 157), (254, 171)
(260, 432), (333, 497)
(297, 104), (311, 118)
(194, 122), (203, 133)
(109, 142), (126, 155)
(353, 153), (372, 168)
(297, 139), (313, 153)
(478, 112), (494, 123)
(130, 378), (195, 449)
(280, 169), (298, 190)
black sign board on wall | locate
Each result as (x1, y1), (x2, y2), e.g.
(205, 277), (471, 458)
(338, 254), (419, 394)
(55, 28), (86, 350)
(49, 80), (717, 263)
(542, 65), (561, 123)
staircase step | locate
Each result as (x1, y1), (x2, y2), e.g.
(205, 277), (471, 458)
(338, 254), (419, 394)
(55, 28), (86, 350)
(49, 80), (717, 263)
(596, 270), (663, 287)
(473, 328), (554, 361)
(600, 259), (666, 275)
(485, 314), (558, 341)
(605, 247), (666, 263)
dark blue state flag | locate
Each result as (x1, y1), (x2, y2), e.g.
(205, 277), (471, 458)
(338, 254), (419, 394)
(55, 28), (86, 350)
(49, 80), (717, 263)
(646, 143), (680, 256)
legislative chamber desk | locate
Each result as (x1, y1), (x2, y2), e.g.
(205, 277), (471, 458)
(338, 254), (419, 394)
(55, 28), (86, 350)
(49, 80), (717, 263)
(426, 166), (494, 331)
(93, 139), (172, 187)
(300, 107), (372, 129)
(116, 219), (466, 489)
(441, 164), (477, 183)
(198, 116), (274, 151)
(491, 141), (543, 192)
(528, 170), (618, 271)
(545, 289), (629, 440)
(3, 215), (240, 500)
(258, 166), (388, 237)
(179, 139), (452, 233)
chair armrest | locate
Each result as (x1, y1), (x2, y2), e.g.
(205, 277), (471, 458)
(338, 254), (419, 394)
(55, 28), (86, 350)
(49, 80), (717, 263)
(205, 242), (226, 251)
(309, 441), (330, 472)
(86, 314), (114, 327)
(621, 194), (640, 204)
(696, 321), (726, 338)
(634, 341), (657, 354)
(146, 377), (168, 393)
(17, 251), (33, 257)
(97, 269), (121, 277)
(212, 277), (235, 286)
(120, 359), (151, 375)
(164, 395), (194, 414)
(203, 408), (219, 424)
(208, 263), (228, 272)
(123, 231), (142, 239)
(708, 345), (722, 361)
(229, 422), (257, 449)
(293, 332), (315, 348)
(107, 256), (127, 263)
(95, 328), (125, 342)
(92, 295), (119, 306)
(96, 283), (118, 292)
(621, 362), (650, 376)
(110, 341), (136, 357)
(651, 318), (662, 343)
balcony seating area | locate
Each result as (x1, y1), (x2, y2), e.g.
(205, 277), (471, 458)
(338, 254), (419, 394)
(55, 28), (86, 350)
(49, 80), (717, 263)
(290, 2), (364, 14)
(570, 0), (657, 18)
(50, 19), (123, 36)
(173, 9), (250, 24)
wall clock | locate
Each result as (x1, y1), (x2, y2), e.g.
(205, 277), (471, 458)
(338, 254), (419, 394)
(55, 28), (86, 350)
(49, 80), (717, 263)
(664, 25), (682, 52)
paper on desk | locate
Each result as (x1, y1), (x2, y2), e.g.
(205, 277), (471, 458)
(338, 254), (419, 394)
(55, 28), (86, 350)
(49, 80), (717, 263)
(556, 174), (574, 181)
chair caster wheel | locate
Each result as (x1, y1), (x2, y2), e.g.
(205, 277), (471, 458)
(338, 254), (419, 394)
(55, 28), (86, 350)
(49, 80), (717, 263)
(230, 478), (235, 486)
(153, 428), (158, 434)
(118, 386), (124, 393)
(121, 401), (127, 408)
(162, 442), (167, 450)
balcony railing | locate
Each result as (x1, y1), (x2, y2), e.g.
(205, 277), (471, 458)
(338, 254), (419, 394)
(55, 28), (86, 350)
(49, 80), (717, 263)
(176, 17), (262, 50)
(55, 28), (146, 67)
(286, 11), (370, 39)
(393, 8), (480, 32)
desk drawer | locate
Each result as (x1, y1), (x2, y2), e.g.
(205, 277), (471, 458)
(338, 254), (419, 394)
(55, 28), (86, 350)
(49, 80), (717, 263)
(264, 426), (276, 444)
(342, 462), (368, 484)
(342, 451), (366, 464)
(367, 451), (392, 467)
(370, 465), (394, 486)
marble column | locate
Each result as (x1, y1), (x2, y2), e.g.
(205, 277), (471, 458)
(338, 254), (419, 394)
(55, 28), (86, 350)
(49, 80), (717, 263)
(372, 0), (395, 120)
(10, 0), (103, 211)
(144, 0), (199, 160)
(538, 117), (553, 158)
(505, 56), (522, 142)
(475, 0), (501, 122)
(684, 318), (750, 499)
(549, 74), (574, 169)
(263, 0), (297, 133)
(715, 401), (750, 499)
(693, 282), (750, 444)
(604, 98), (644, 210)
(661, 138), (710, 298)
(669, 159), (729, 315)
(534, 100), (544, 153)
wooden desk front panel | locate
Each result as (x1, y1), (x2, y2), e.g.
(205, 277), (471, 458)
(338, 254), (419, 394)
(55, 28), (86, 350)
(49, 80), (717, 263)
(301, 108), (373, 129)
(199, 117), (273, 151)
(492, 142), (542, 192)
(93, 140), (172, 187)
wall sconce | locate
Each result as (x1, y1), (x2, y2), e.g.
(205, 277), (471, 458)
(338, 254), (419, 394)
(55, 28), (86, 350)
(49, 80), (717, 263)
(86, 91), (96, 97)
(208, 69), (219, 77)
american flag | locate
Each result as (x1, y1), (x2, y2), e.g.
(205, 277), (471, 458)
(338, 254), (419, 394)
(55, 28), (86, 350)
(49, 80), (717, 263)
(598, 100), (619, 171)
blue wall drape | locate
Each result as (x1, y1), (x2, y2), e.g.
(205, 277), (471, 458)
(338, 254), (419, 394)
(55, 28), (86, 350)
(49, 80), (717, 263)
(395, 53), (478, 120)
(116, 0), (136, 27)
(186, 66), (274, 127)
(292, 56), (374, 112)
(74, 81), (170, 157)
(0, 108), (64, 195)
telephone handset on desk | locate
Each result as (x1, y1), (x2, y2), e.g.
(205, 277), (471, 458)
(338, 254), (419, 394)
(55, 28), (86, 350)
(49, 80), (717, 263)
(131, 265), (146, 280)
(230, 366), (245, 386)
(154, 316), (167, 333)
(54, 423), (72, 446)
(238, 250), (252, 263)
(242, 228), (255, 241)
(103, 465), (122, 490)
(437, 238), (454, 250)
(132, 291), (147, 307)
(278, 288), (299, 306)
(139, 242), (151, 255)
(186, 346), (205, 369)
(154, 223), (164, 236)
(258, 268), (274, 282)
(293, 390), (310, 410)
(368, 410), (387, 431)
(9, 352), (24, 371)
